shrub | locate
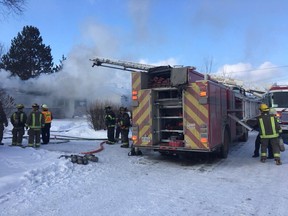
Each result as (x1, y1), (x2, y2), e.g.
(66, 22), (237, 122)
(87, 100), (120, 130)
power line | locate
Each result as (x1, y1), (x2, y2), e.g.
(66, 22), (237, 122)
(211, 65), (288, 88)
(214, 65), (288, 74)
(235, 72), (288, 84)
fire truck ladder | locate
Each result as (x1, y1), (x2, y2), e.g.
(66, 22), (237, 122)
(90, 57), (157, 72)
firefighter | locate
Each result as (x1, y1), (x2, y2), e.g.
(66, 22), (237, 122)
(104, 106), (116, 144)
(41, 104), (53, 144)
(26, 103), (45, 148)
(120, 108), (131, 148)
(0, 101), (8, 145)
(10, 104), (27, 146)
(115, 107), (125, 143)
(257, 104), (282, 165)
(253, 108), (281, 158)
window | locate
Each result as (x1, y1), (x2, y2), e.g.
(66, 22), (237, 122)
(270, 92), (288, 108)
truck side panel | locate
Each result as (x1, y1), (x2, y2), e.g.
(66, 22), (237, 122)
(183, 80), (228, 152)
(226, 90), (237, 140)
(183, 83), (209, 150)
(207, 81), (227, 149)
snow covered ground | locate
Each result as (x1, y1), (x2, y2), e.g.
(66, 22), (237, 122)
(1, 118), (288, 216)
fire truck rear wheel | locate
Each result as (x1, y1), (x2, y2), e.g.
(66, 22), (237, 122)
(219, 129), (230, 159)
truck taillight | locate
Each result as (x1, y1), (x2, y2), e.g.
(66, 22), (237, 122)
(198, 82), (208, 104)
(200, 137), (208, 143)
(200, 91), (207, 97)
(132, 90), (138, 100)
(199, 84), (207, 97)
(132, 90), (139, 107)
(132, 135), (138, 141)
(132, 126), (139, 143)
(200, 124), (208, 144)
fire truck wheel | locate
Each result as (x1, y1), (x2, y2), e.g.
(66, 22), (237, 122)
(239, 129), (248, 142)
(219, 129), (230, 159)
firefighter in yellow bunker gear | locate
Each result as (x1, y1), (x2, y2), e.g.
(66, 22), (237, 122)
(257, 104), (282, 165)
(26, 103), (45, 148)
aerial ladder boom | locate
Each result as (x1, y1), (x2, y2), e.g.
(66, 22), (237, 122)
(90, 57), (157, 72)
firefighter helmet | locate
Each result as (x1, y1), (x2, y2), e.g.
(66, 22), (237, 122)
(16, 104), (24, 109)
(32, 103), (39, 108)
(259, 104), (269, 112)
(42, 104), (48, 109)
(269, 108), (277, 115)
(105, 106), (111, 110)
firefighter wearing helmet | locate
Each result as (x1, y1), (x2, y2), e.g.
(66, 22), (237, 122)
(252, 104), (273, 158)
(115, 107), (125, 143)
(26, 103), (45, 148)
(10, 104), (27, 146)
(257, 103), (282, 165)
(104, 106), (116, 144)
(259, 103), (269, 112)
(41, 104), (53, 144)
(119, 107), (131, 148)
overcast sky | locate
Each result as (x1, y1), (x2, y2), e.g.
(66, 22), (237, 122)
(1, 0), (288, 90)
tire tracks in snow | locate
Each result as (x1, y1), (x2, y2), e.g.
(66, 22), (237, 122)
(130, 134), (254, 174)
(131, 152), (224, 173)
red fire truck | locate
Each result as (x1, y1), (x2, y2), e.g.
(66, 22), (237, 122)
(91, 58), (260, 158)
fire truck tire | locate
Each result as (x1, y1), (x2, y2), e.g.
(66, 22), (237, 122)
(219, 129), (230, 159)
(239, 129), (248, 142)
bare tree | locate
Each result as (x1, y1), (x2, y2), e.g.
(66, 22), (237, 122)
(0, 0), (26, 17)
(87, 100), (120, 131)
(203, 56), (214, 74)
(0, 89), (15, 116)
(0, 0), (26, 53)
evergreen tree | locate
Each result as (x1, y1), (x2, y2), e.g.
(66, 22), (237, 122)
(0, 25), (53, 80)
(53, 55), (66, 72)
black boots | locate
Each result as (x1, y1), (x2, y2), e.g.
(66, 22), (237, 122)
(275, 158), (282, 165)
(120, 144), (129, 148)
(261, 157), (282, 165)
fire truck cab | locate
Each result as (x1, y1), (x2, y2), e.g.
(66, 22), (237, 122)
(263, 85), (288, 132)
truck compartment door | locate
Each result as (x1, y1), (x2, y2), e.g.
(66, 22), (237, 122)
(183, 83), (209, 151)
(132, 89), (153, 146)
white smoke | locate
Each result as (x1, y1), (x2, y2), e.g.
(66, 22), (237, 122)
(1, 20), (132, 108)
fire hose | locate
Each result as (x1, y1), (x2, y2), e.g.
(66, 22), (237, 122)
(80, 141), (106, 154)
